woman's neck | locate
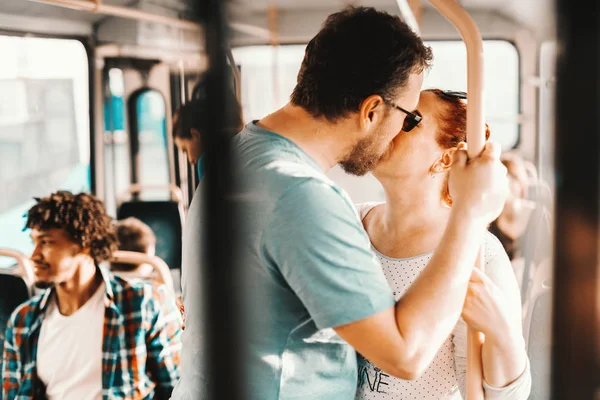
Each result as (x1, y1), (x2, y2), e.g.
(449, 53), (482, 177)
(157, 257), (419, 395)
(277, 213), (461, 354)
(366, 175), (451, 259)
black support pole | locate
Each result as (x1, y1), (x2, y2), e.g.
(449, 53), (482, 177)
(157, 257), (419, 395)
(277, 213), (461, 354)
(551, 0), (600, 398)
(197, 0), (243, 399)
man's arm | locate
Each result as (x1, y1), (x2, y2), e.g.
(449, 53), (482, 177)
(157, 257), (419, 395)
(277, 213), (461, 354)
(145, 284), (183, 399)
(334, 142), (509, 379)
(335, 207), (486, 378)
(2, 317), (22, 398)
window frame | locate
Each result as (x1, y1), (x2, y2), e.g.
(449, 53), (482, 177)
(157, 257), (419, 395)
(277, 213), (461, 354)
(0, 28), (96, 192)
(0, 30), (94, 267)
(423, 38), (522, 150)
(127, 86), (171, 191)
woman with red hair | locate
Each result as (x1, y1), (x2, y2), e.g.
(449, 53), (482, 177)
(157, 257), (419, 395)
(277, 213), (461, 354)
(355, 90), (531, 399)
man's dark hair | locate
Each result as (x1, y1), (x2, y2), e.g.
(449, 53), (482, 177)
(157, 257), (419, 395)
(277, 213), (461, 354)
(114, 217), (156, 254)
(290, 6), (433, 121)
(112, 217), (156, 272)
(26, 191), (118, 264)
(173, 78), (244, 140)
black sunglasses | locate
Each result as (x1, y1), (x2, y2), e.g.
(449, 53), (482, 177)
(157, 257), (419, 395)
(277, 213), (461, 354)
(384, 100), (422, 132)
(435, 90), (467, 100)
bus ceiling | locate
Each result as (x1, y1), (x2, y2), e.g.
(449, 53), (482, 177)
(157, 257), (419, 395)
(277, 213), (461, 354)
(226, 0), (555, 45)
(0, 0), (554, 45)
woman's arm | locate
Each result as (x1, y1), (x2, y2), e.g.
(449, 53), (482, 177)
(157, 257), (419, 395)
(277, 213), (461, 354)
(453, 316), (531, 400)
(461, 243), (531, 398)
(465, 268), (527, 387)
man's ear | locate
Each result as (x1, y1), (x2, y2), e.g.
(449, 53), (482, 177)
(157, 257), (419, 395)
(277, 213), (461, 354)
(358, 95), (386, 130)
(430, 147), (457, 174)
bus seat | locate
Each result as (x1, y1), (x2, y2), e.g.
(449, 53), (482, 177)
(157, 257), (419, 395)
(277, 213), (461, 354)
(523, 259), (552, 340)
(0, 273), (30, 337)
(526, 291), (552, 400)
(110, 250), (176, 295)
(116, 185), (184, 273)
(0, 249), (34, 297)
(520, 180), (553, 303)
(0, 249), (34, 369)
(511, 257), (526, 290)
(511, 257), (537, 299)
(117, 200), (183, 271)
(522, 259), (552, 400)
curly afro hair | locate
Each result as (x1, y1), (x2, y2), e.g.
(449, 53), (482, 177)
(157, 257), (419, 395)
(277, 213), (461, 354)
(25, 191), (118, 264)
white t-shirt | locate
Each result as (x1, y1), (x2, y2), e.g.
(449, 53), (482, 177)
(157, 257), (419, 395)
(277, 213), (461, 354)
(355, 202), (531, 400)
(37, 282), (105, 400)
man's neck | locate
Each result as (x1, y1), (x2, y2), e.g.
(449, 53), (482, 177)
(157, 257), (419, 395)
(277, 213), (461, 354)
(256, 103), (355, 172)
(55, 263), (103, 316)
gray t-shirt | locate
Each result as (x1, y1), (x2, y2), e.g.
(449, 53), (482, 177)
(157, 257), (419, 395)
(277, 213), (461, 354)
(171, 182), (207, 400)
(173, 122), (395, 399)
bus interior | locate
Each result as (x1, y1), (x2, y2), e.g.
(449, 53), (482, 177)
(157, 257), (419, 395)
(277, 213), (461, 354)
(0, 0), (597, 398)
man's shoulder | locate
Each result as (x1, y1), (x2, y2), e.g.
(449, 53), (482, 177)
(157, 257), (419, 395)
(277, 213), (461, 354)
(7, 293), (45, 330)
(109, 273), (166, 309)
(277, 176), (349, 206)
(264, 178), (361, 241)
(234, 153), (344, 210)
(233, 124), (327, 182)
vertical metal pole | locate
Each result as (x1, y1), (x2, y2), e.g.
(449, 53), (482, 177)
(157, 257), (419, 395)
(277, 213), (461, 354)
(427, 1), (486, 398)
(551, 0), (600, 398)
(198, 0), (243, 399)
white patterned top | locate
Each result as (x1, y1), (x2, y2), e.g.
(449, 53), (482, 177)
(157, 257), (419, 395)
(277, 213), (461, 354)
(354, 202), (532, 400)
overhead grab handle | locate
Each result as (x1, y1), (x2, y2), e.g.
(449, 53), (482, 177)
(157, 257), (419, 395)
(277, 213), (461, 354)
(427, 1), (486, 399)
(26, 0), (273, 40)
(395, 0), (421, 35)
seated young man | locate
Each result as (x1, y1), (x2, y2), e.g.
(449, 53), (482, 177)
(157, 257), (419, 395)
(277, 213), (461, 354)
(112, 217), (157, 280)
(1, 191), (182, 400)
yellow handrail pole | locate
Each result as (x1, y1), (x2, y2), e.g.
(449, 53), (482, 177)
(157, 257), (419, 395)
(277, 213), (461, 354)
(427, 1), (486, 399)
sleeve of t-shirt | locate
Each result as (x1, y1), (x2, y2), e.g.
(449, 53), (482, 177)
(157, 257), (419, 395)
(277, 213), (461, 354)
(262, 179), (396, 330)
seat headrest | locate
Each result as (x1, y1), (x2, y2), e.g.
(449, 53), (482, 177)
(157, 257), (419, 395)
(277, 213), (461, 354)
(117, 201), (182, 270)
(0, 274), (30, 337)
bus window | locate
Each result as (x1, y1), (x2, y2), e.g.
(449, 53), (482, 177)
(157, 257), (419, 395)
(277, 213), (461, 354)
(0, 36), (90, 267)
(232, 45), (305, 122)
(233, 41), (520, 150)
(132, 89), (170, 197)
(423, 40), (521, 150)
(232, 41), (521, 203)
(104, 68), (129, 215)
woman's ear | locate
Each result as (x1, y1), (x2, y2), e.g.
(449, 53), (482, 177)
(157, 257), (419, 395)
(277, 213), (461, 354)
(430, 147), (457, 174)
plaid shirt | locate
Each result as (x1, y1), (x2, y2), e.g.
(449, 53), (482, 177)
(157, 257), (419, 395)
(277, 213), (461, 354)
(1, 267), (182, 399)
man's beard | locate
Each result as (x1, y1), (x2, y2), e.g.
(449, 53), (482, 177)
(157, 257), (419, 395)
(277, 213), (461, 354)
(35, 280), (54, 289)
(339, 134), (386, 176)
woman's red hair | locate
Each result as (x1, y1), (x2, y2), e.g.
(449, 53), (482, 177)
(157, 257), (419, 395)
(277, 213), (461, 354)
(424, 89), (491, 206)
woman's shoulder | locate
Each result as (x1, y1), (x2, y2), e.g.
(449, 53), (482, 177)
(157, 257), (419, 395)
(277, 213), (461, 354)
(483, 230), (515, 283)
(354, 201), (385, 220)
